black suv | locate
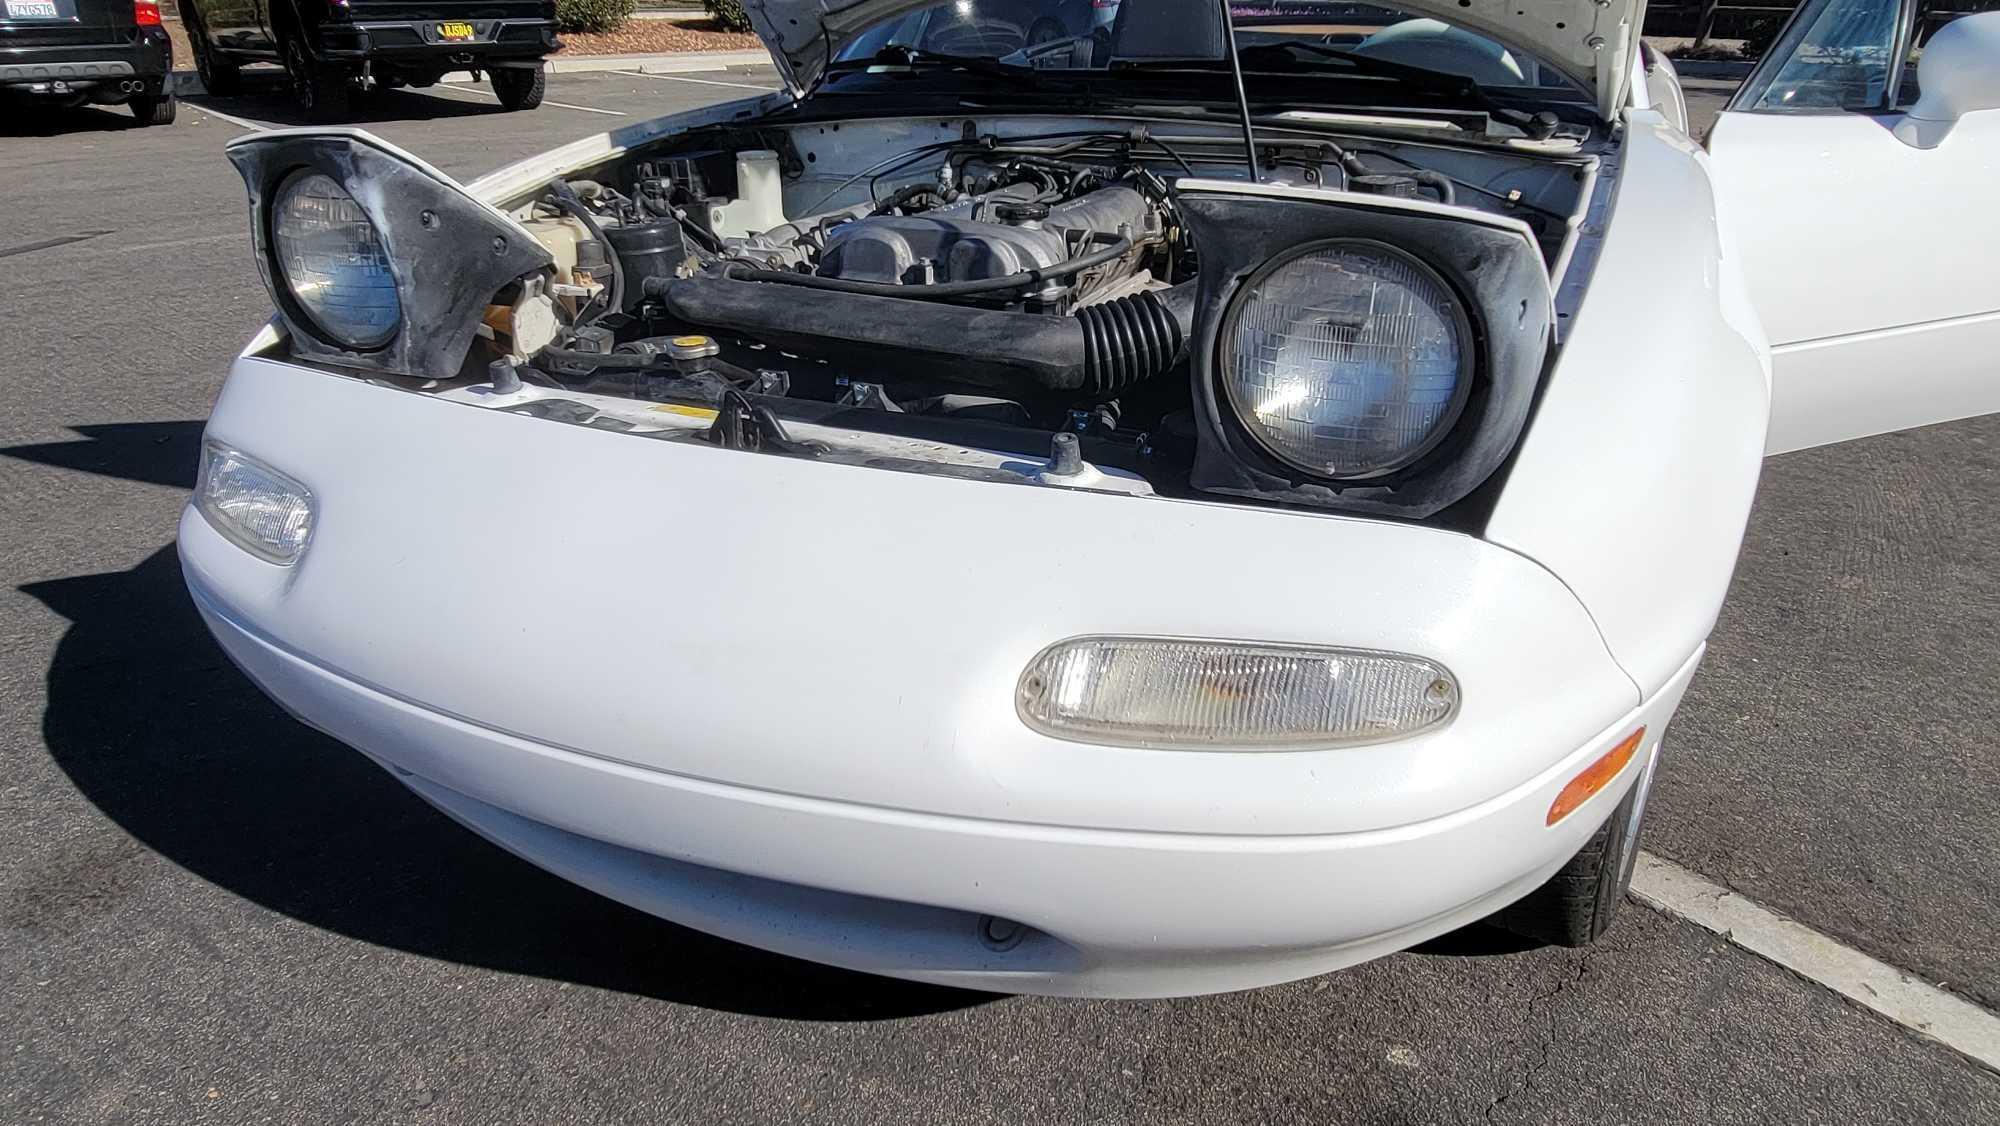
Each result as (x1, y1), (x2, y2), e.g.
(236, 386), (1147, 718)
(0, 0), (175, 124)
(180, 0), (558, 119)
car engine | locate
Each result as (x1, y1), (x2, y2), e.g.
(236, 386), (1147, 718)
(492, 122), (1573, 504)
(513, 140), (1216, 447)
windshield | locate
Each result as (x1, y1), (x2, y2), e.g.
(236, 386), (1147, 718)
(832, 0), (1585, 94)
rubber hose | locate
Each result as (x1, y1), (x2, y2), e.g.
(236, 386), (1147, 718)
(547, 182), (626, 319)
(1414, 170), (1457, 205)
(1076, 288), (1187, 393)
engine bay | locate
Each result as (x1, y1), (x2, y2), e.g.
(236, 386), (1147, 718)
(464, 113), (1603, 511)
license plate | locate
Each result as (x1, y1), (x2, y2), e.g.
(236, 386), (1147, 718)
(437, 21), (475, 40)
(6, 1), (65, 18)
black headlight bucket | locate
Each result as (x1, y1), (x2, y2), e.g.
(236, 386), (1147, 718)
(1179, 183), (1553, 520)
(226, 130), (554, 380)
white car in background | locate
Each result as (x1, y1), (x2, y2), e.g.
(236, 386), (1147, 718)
(181, 0), (2000, 997)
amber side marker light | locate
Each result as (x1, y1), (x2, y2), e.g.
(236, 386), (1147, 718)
(1547, 726), (1647, 826)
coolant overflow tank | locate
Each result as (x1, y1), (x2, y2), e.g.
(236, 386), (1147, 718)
(706, 151), (786, 239)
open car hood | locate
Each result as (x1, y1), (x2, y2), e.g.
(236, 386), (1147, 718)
(743, 0), (1641, 121)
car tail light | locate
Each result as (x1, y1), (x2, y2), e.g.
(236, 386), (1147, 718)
(134, 0), (162, 25)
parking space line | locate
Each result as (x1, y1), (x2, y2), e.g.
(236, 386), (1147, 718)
(614, 70), (775, 91)
(425, 83), (626, 116)
(183, 100), (275, 132)
(1631, 851), (2000, 1070)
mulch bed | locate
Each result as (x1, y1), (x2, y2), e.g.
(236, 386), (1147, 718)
(554, 19), (761, 55)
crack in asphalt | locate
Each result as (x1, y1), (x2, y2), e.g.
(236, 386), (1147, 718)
(1485, 950), (1597, 1123)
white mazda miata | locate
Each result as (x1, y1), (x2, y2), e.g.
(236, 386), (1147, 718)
(182, 0), (2000, 996)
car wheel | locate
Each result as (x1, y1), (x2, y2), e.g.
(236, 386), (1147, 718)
(129, 91), (177, 126)
(191, 24), (241, 95)
(1028, 17), (1066, 45)
(1489, 743), (1660, 947)
(489, 64), (545, 111)
(284, 34), (349, 122)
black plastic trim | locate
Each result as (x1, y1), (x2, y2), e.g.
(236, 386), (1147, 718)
(226, 132), (554, 380)
(1180, 190), (1552, 519)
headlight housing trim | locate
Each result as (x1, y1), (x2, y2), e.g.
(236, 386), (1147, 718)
(1177, 185), (1554, 522)
(225, 130), (554, 380)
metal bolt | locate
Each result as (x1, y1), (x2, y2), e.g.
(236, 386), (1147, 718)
(1587, 35), (1606, 49)
(491, 235), (508, 255)
(419, 209), (439, 230)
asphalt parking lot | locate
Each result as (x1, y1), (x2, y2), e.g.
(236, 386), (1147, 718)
(3, 70), (1997, 1124)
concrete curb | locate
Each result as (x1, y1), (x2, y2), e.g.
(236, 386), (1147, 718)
(546, 49), (773, 74)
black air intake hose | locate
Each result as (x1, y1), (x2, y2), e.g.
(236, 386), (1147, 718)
(1076, 288), (1188, 394)
(659, 275), (1195, 395)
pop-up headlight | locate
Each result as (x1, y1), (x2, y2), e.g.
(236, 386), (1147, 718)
(226, 130), (553, 379)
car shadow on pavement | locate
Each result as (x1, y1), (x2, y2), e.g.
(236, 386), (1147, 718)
(0, 103), (155, 136)
(184, 70), (520, 127)
(1, 421), (204, 489)
(9, 424), (988, 1021)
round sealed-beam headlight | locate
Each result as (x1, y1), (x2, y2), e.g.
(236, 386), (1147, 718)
(1219, 240), (1472, 480)
(270, 170), (400, 350)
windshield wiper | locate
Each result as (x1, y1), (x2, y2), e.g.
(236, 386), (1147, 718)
(822, 45), (1046, 90)
(1234, 42), (1563, 139)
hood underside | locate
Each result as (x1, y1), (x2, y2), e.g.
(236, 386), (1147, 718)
(744, 0), (1640, 121)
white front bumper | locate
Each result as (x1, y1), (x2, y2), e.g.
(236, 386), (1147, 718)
(180, 356), (1697, 996)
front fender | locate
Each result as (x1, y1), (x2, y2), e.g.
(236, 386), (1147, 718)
(1487, 112), (1770, 695)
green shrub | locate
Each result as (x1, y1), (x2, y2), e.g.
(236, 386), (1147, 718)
(1738, 14), (1787, 60)
(703, 0), (752, 32)
(556, 0), (636, 34)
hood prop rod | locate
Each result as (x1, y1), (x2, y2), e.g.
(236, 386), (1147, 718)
(1217, 0), (1261, 183)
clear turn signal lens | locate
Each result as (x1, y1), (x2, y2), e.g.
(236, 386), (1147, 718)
(195, 440), (315, 564)
(1016, 636), (1458, 750)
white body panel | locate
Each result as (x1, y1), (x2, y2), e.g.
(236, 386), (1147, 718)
(1489, 113), (1768, 696)
(180, 353), (1693, 996)
(1708, 95), (2000, 454)
(188, 358), (1641, 837)
(181, 58), (1851, 995)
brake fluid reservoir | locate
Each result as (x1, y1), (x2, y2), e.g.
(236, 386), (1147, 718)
(708, 150), (786, 239)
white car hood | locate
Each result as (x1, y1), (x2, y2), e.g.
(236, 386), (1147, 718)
(742, 0), (1641, 121)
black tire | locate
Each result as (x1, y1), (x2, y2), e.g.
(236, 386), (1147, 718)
(490, 64), (545, 111)
(1027, 17), (1066, 45)
(190, 22), (241, 95)
(129, 91), (177, 126)
(1490, 745), (1659, 947)
(284, 33), (350, 122)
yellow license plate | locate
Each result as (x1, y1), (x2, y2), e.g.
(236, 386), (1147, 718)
(437, 21), (475, 40)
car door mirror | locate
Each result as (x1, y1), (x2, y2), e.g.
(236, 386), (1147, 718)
(1896, 11), (2000, 148)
